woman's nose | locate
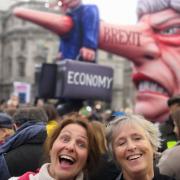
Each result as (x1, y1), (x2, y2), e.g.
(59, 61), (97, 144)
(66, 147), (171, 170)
(126, 140), (136, 151)
(65, 141), (75, 151)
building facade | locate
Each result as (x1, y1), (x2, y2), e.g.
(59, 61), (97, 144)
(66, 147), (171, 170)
(0, 1), (135, 110)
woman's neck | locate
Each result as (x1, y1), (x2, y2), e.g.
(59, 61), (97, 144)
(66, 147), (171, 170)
(123, 169), (154, 180)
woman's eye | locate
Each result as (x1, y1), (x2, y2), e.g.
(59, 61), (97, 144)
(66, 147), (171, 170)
(133, 136), (142, 141)
(117, 141), (126, 146)
(60, 135), (70, 142)
(77, 141), (87, 148)
(159, 26), (180, 35)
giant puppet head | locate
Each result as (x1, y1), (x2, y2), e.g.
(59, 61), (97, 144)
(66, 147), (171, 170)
(13, 0), (180, 122)
(100, 0), (180, 122)
(130, 0), (180, 122)
(101, 0), (180, 122)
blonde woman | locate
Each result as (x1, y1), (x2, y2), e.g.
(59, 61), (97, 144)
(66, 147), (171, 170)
(106, 113), (175, 180)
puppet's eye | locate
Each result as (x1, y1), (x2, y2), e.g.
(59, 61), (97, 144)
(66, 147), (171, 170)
(159, 26), (180, 35)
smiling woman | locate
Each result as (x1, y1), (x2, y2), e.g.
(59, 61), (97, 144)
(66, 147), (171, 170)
(106, 113), (175, 180)
(9, 112), (102, 180)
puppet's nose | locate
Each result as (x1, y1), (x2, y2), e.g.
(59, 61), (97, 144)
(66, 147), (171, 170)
(13, 8), (161, 65)
(99, 22), (160, 66)
(13, 8), (73, 35)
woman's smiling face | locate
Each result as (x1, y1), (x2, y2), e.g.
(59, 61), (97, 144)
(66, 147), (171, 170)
(49, 123), (89, 180)
(112, 123), (154, 178)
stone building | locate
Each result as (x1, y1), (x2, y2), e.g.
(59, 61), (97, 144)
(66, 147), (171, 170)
(0, 0), (135, 111)
(0, 1), (59, 101)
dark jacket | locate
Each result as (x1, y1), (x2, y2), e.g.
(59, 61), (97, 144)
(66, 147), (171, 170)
(158, 141), (180, 179)
(115, 167), (175, 180)
(159, 117), (177, 152)
(0, 121), (47, 180)
(88, 153), (120, 180)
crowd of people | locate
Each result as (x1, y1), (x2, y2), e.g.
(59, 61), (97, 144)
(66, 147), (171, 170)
(0, 93), (179, 180)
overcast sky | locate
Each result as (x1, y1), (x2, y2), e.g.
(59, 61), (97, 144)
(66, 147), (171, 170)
(0, 0), (138, 25)
(83, 0), (137, 24)
(0, 0), (13, 10)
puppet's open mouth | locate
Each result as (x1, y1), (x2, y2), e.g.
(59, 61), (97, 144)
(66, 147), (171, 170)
(132, 73), (170, 96)
(137, 80), (169, 96)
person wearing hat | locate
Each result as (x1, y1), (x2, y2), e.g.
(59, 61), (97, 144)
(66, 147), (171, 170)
(0, 113), (15, 144)
(157, 105), (180, 179)
(158, 95), (180, 152)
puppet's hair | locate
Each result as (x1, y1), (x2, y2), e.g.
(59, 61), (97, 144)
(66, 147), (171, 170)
(137, 0), (180, 19)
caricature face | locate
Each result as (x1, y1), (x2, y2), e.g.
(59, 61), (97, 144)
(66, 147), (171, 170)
(112, 123), (154, 178)
(100, 8), (180, 122)
(128, 9), (180, 122)
(49, 123), (88, 180)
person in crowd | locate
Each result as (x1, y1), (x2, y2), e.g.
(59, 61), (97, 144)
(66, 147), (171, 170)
(0, 113), (15, 144)
(42, 103), (60, 137)
(7, 94), (19, 109)
(106, 113), (175, 180)
(158, 108), (180, 179)
(89, 103), (103, 122)
(9, 112), (102, 180)
(0, 106), (48, 179)
(4, 107), (17, 118)
(34, 98), (45, 108)
(88, 120), (120, 180)
(159, 95), (180, 151)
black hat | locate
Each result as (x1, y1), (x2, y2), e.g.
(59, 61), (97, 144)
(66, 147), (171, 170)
(0, 113), (13, 129)
(167, 94), (180, 107)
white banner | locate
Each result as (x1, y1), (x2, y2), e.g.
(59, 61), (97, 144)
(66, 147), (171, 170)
(13, 82), (31, 103)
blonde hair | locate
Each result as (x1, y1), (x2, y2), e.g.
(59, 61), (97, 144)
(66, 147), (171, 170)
(91, 121), (107, 154)
(106, 113), (161, 161)
(0, 128), (15, 142)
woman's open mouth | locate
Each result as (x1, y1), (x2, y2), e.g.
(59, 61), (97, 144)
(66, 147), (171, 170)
(59, 154), (76, 168)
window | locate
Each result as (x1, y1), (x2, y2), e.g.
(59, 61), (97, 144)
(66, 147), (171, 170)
(8, 58), (12, 77)
(20, 38), (26, 51)
(5, 58), (12, 79)
(18, 61), (25, 77)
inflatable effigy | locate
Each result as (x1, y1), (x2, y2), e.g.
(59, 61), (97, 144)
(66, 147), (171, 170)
(13, 0), (180, 122)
